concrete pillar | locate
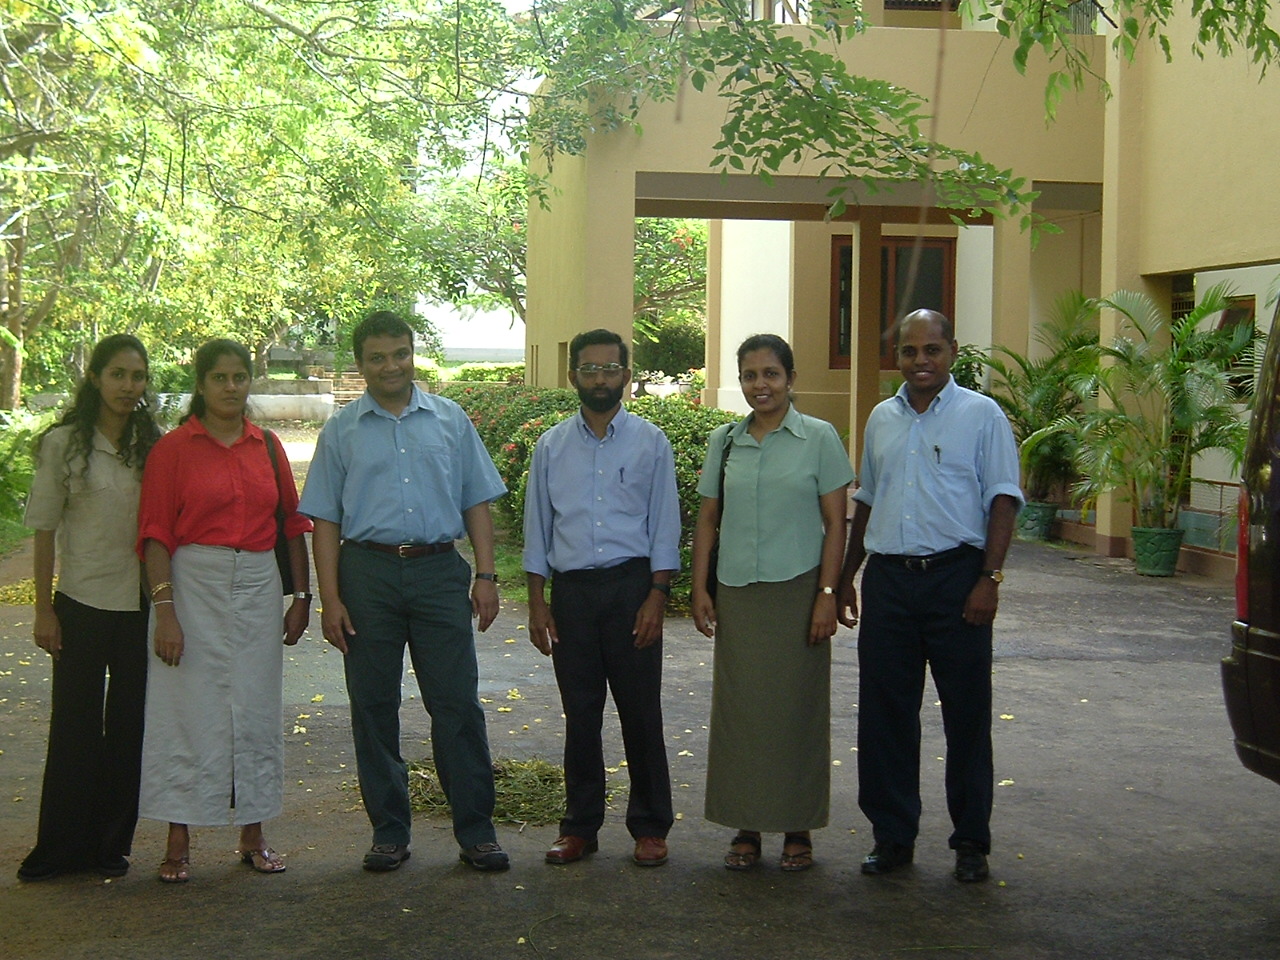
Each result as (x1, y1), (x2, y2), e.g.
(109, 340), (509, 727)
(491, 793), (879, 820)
(849, 209), (884, 465)
(992, 216), (1032, 356)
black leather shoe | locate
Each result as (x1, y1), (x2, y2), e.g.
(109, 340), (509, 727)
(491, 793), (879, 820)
(861, 841), (914, 875)
(97, 856), (130, 878)
(953, 841), (989, 883)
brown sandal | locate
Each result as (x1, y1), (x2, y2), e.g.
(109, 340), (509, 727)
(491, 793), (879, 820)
(158, 856), (190, 884)
(724, 833), (761, 871)
(239, 847), (287, 874)
(781, 833), (813, 872)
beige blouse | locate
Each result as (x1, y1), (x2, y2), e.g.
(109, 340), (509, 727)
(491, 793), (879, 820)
(24, 424), (144, 611)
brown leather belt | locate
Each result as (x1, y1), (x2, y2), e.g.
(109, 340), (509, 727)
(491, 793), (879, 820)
(347, 540), (455, 558)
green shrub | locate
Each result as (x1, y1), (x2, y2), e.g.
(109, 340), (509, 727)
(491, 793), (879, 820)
(633, 314), (706, 377)
(445, 362), (525, 383)
(0, 410), (53, 523)
(415, 356), (442, 381)
(150, 361), (192, 395)
(437, 383), (578, 458)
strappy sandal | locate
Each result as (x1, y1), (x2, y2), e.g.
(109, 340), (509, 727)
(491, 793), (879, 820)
(724, 833), (762, 871)
(239, 847), (287, 874)
(781, 833), (813, 872)
(158, 856), (190, 884)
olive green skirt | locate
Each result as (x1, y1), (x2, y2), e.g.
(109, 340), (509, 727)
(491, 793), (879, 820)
(704, 567), (831, 831)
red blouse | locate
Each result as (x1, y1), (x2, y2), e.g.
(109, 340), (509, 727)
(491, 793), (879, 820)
(137, 417), (312, 557)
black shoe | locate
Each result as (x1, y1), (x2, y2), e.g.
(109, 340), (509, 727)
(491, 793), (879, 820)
(16, 859), (64, 882)
(97, 856), (130, 878)
(861, 841), (914, 875)
(363, 844), (411, 872)
(953, 841), (989, 883)
(459, 841), (510, 872)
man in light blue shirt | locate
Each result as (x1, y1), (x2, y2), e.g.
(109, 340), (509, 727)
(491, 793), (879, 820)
(838, 309), (1022, 884)
(299, 310), (510, 873)
(524, 329), (681, 868)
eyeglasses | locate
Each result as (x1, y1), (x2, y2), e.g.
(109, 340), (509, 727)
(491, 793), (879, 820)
(575, 363), (627, 377)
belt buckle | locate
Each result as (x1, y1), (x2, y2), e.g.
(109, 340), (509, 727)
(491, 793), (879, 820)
(397, 543), (416, 558)
(905, 557), (929, 572)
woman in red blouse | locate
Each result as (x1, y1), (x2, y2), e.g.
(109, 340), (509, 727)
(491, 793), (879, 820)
(136, 339), (312, 883)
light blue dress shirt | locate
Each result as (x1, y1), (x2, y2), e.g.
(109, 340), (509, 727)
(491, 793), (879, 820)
(522, 406), (682, 577)
(696, 404), (855, 587)
(299, 386), (506, 543)
(854, 377), (1024, 556)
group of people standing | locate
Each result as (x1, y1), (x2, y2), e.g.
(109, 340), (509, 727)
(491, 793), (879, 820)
(16, 306), (1020, 887)
(522, 313), (1020, 884)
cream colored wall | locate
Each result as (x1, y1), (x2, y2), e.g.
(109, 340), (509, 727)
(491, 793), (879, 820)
(955, 225), (995, 357)
(525, 151), (588, 387)
(1028, 211), (1103, 359)
(715, 220), (793, 414)
(1137, 15), (1280, 273)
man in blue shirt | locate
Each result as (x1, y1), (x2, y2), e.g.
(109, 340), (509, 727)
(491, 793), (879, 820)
(838, 309), (1022, 884)
(523, 329), (682, 867)
(299, 311), (510, 873)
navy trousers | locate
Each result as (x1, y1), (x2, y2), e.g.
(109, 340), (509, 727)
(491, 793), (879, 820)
(550, 557), (673, 841)
(857, 547), (994, 854)
(338, 544), (497, 849)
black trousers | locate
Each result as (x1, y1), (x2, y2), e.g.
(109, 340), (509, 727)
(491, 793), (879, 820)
(22, 593), (148, 871)
(857, 547), (994, 854)
(550, 557), (673, 840)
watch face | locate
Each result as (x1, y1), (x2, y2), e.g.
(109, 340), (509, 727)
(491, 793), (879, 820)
(988, 570), (1004, 583)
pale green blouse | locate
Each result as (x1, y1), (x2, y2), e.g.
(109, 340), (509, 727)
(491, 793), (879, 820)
(697, 404), (854, 587)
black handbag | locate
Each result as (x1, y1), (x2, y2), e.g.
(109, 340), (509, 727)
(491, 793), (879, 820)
(706, 431), (733, 600)
(263, 429), (295, 596)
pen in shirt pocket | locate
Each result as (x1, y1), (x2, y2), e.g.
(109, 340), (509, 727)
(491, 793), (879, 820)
(619, 467), (625, 483)
(934, 445), (941, 464)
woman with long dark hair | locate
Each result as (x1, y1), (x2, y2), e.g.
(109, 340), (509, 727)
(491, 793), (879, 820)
(18, 334), (162, 881)
(137, 339), (311, 883)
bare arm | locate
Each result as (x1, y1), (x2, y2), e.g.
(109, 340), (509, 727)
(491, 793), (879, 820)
(313, 518), (354, 654)
(31, 529), (60, 658)
(144, 539), (183, 667)
(963, 494), (1019, 626)
(808, 486), (850, 645)
(837, 501), (872, 629)
(282, 534), (310, 645)
(463, 501), (499, 632)
(526, 572), (556, 655)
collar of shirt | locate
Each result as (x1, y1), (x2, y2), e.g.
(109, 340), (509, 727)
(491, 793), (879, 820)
(574, 405), (628, 442)
(186, 414), (265, 447)
(891, 374), (958, 417)
(352, 384), (429, 421)
(728, 401), (807, 445)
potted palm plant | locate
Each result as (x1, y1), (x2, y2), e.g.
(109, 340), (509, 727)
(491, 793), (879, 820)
(1026, 283), (1256, 575)
(981, 291), (1098, 540)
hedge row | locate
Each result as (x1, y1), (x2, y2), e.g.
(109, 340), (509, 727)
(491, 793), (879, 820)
(439, 383), (739, 606)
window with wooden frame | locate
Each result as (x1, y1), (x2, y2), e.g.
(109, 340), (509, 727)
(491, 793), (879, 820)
(829, 235), (956, 370)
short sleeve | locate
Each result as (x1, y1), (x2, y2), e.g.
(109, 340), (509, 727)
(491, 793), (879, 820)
(696, 424), (733, 499)
(23, 428), (70, 531)
(297, 418), (345, 524)
(814, 420), (855, 496)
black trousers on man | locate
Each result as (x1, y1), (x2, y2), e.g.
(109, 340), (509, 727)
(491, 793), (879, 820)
(857, 546), (994, 854)
(550, 557), (673, 841)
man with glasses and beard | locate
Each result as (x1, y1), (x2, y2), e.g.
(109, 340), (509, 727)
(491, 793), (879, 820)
(523, 328), (681, 868)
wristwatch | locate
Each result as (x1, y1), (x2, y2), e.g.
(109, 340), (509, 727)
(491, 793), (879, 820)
(475, 573), (499, 583)
(820, 586), (835, 595)
(650, 582), (671, 596)
(982, 569), (1004, 584)
(293, 591), (313, 601)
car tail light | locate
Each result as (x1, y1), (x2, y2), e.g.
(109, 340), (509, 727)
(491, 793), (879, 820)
(1236, 485), (1249, 622)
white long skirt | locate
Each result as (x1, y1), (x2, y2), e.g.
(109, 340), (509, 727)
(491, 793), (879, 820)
(139, 544), (284, 826)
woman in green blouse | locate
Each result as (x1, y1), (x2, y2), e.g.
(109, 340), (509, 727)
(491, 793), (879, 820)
(691, 334), (854, 871)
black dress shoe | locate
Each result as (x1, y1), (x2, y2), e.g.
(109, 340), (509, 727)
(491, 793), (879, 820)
(861, 841), (914, 875)
(953, 841), (989, 883)
(97, 856), (130, 878)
